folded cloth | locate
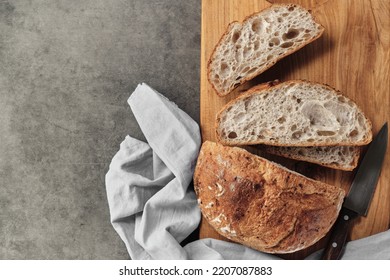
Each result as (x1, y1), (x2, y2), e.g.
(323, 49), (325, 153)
(184, 231), (390, 260)
(105, 83), (201, 259)
(106, 83), (390, 260)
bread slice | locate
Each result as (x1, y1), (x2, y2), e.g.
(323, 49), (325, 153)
(263, 145), (360, 171)
(194, 141), (345, 254)
(216, 80), (372, 147)
(208, 4), (324, 96)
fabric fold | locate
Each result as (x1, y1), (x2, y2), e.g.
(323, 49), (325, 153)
(106, 83), (201, 259)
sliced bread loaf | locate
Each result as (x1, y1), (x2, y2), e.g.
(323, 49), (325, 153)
(194, 141), (345, 254)
(208, 4), (324, 96)
(263, 145), (360, 171)
(216, 80), (372, 146)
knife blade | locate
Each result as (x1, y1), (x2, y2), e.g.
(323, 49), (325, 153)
(322, 122), (388, 260)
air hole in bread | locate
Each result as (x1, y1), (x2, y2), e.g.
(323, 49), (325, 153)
(244, 98), (250, 111)
(296, 98), (301, 103)
(338, 96), (346, 103)
(291, 124), (297, 131)
(251, 19), (262, 33)
(247, 68), (257, 74)
(349, 129), (358, 137)
(232, 31), (241, 43)
(269, 38), (280, 47)
(317, 130), (336, 136)
(243, 46), (251, 58)
(228, 131), (238, 139)
(357, 114), (365, 127)
(220, 62), (229, 73)
(292, 131), (302, 139)
(302, 102), (338, 128)
(280, 42), (294, 48)
(282, 29), (300, 40)
(277, 17), (283, 23)
(254, 41), (260, 50)
(235, 51), (241, 62)
(267, 55), (273, 60)
(242, 66), (250, 73)
(277, 116), (286, 123)
(288, 6), (295, 11)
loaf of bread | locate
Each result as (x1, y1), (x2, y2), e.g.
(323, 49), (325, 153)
(263, 145), (360, 171)
(208, 4), (324, 96)
(216, 80), (372, 147)
(194, 141), (345, 254)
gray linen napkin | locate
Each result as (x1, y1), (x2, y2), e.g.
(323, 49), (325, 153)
(105, 83), (390, 260)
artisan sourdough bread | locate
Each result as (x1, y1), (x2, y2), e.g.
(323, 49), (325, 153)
(208, 4), (324, 96)
(194, 141), (345, 254)
(216, 80), (372, 147)
(263, 145), (360, 171)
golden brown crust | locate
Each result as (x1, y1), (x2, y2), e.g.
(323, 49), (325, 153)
(207, 4), (325, 97)
(194, 141), (345, 254)
(215, 80), (373, 147)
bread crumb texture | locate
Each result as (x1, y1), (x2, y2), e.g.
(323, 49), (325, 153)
(208, 4), (324, 96)
(264, 145), (360, 171)
(216, 81), (372, 147)
(194, 141), (345, 254)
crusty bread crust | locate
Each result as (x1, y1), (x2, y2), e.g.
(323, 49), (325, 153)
(194, 141), (345, 254)
(207, 4), (324, 97)
(215, 80), (373, 147)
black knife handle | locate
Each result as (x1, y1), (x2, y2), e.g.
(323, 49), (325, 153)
(321, 207), (359, 260)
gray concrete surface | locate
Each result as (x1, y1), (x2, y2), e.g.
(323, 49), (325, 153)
(0, 0), (200, 259)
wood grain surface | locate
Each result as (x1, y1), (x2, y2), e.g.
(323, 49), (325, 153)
(199, 0), (390, 259)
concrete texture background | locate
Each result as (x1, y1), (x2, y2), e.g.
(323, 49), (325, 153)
(0, 0), (200, 259)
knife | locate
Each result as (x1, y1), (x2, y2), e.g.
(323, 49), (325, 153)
(321, 122), (388, 260)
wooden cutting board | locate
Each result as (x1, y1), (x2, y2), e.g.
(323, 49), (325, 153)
(199, 0), (390, 259)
